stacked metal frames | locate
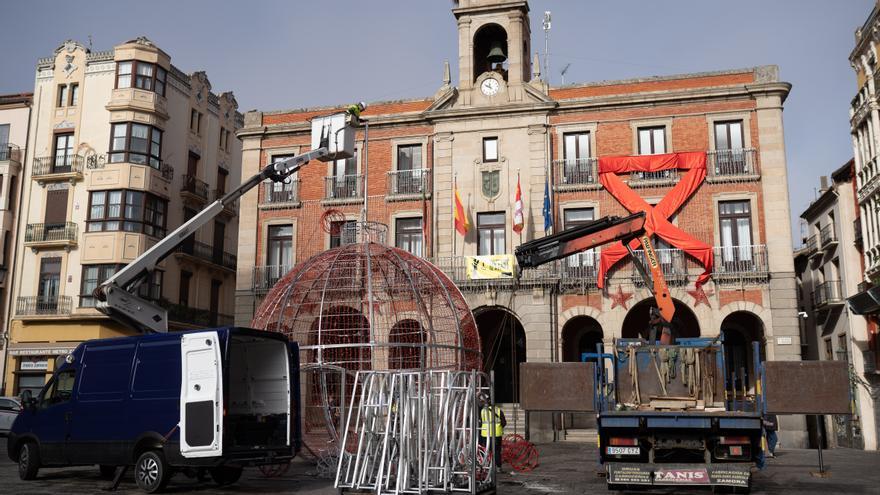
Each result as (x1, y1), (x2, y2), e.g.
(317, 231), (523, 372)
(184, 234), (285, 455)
(251, 242), (482, 455)
(336, 370), (495, 494)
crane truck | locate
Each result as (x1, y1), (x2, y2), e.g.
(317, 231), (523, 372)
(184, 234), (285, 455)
(516, 213), (763, 493)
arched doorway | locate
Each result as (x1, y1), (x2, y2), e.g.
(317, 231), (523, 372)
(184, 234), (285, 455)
(561, 315), (603, 429)
(562, 316), (604, 362)
(621, 298), (700, 340)
(389, 319), (425, 370)
(720, 311), (765, 393)
(475, 306), (526, 403)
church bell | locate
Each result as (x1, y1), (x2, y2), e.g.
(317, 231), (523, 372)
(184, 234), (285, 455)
(486, 41), (507, 64)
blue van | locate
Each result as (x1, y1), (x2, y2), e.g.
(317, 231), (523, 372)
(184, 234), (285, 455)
(7, 327), (302, 493)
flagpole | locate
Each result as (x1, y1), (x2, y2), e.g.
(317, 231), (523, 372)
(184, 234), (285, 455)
(517, 170), (522, 245)
(453, 174), (457, 260)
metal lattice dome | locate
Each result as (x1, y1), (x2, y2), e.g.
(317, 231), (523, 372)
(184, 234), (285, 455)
(251, 241), (481, 455)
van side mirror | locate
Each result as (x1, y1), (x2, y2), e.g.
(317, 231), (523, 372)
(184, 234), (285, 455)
(20, 390), (35, 410)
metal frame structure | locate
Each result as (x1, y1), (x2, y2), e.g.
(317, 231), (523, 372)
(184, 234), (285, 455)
(336, 370), (496, 495)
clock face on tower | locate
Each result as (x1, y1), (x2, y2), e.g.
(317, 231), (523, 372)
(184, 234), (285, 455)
(480, 77), (500, 96)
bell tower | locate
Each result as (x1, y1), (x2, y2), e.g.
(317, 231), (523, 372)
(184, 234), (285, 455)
(453, 0), (532, 106)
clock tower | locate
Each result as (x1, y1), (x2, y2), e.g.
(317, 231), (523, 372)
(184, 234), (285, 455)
(452, 0), (534, 106)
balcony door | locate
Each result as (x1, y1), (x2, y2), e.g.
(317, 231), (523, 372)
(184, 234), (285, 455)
(266, 225), (293, 285)
(714, 121), (747, 174)
(563, 208), (596, 276)
(332, 150), (357, 198)
(396, 144), (422, 194)
(562, 132), (592, 184)
(209, 279), (221, 326)
(181, 207), (197, 254)
(39, 257), (62, 310)
(719, 200), (753, 269)
(44, 187), (69, 241)
(54, 133), (74, 173)
(212, 221), (225, 265)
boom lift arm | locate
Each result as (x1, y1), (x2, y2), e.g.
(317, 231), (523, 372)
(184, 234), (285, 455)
(514, 211), (674, 322)
(94, 106), (364, 333)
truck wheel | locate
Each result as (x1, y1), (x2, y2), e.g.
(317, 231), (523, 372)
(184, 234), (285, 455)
(18, 442), (40, 480)
(210, 465), (243, 486)
(135, 450), (170, 493)
(99, 465), (117, 479)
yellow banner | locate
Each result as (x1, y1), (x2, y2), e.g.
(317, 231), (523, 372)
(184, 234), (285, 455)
(466, 255), (515, 280)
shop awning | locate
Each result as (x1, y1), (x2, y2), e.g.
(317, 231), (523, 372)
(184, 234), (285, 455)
(847, 286), (880, 315)
(7, 342), (78, 356)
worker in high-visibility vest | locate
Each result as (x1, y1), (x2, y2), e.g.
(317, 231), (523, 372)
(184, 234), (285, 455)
(480, 394), (506, 472)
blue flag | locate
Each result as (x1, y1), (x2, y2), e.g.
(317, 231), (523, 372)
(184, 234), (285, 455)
(542, 178), (552, 233)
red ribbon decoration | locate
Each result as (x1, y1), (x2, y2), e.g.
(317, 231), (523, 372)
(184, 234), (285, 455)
(596, 151), (713, 289)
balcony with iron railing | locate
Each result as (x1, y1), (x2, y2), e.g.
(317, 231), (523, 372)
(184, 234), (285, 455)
(627, 248), (689, 285)
(181, 174), (209, 202)
(428, 243), (770, 291)
(0, 144), (22, 165)
(24, 222), (77, 248)
(16, 295), (73, 317)
(175, 239), (236, 271)
(32, 155), (84, 182)
(260, 180), (300, 208)
(855, 218), (863, 248)
(819, 223), (838, 250)
(324, 174), (364, 203)
(813, 280), (844, 309)
(158, 300), (233, 328)
(713, 245), (769, 281)
(387, 168), (431, 198)
(805, 235), (818, 255)
(253, 264), (293, 292)
(707, 148), (759, 180)
(212, 188), (238, 215)
(552, 158), (599, 191)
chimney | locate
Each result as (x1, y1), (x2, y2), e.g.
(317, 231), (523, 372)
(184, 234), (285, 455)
(819, 176), (829, 192)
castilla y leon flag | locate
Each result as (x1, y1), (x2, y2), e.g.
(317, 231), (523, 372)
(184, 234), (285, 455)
(513, 175), (524, 234)
(454, 182), (469, 236)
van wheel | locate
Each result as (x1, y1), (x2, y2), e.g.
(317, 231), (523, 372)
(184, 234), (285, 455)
(210, 465), (243, 486)
(18, 442), (40, 480)
(135, 450), (170, 493)
(99, 465), (117, 479)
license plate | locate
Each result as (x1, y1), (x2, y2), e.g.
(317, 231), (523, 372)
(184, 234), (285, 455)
(606, 446), (640, 455)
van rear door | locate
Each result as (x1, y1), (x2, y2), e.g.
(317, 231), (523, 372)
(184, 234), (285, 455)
(180, 331), (223, 458)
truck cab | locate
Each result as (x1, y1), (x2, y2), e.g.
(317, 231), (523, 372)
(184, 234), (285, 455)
(7, 327), (301, 493)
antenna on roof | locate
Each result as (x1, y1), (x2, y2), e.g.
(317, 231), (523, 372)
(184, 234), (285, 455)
(543, 11), (551, 85)
(560, 63), (571, 85)
(88, 35), (93, 50)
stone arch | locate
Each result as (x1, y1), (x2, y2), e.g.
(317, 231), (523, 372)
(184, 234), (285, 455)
(561, 316), (604, 363)
(474, 305), (526, 403)
(473, 23), (508, 81)
(720, 310), (766, 392)
(621, 298), (700, 340)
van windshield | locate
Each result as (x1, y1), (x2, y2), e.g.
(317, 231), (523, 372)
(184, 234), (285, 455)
(41, 369), (75, 407)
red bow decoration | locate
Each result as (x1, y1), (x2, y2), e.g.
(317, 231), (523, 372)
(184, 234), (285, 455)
(596, 152), (713, 289)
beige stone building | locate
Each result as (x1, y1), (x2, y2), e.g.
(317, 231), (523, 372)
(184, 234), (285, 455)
(237, 0), (803, 444)
(3, 38), (242, 396)
(796, 162), (877, 450)
(0, 93), (31, 388)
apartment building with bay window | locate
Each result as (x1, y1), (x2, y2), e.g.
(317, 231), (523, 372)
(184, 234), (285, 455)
(236, 0), (802, 444)
(3, 38), (241, 395)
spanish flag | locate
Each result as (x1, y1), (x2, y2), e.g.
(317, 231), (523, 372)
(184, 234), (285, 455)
(454, 182), (469, 236)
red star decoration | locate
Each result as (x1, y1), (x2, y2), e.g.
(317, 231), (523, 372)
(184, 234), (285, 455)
(609, 285), (633, 310)
(687, 286), (714, 308)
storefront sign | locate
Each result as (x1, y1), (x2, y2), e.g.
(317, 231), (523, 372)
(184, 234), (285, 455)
(606, 463), (750, 488)
(465, 255), (515, 280)
(19, 357), (49, 371)
(9, 347), (75, 356)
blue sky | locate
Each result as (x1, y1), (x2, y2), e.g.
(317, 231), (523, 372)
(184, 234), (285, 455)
(0, 0), (872, 243)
